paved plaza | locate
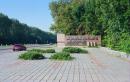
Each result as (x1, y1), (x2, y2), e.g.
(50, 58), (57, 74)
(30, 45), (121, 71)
(0, 48), (130, 82)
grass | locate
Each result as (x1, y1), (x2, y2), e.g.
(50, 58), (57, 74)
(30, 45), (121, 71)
(50, 52), (74, 60)
(63, 47), (88, 53)
(19, 51), (45, 60)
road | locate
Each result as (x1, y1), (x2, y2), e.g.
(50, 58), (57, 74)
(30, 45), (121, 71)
(0, 47), (130, 82)
(0, 44), (55, 50)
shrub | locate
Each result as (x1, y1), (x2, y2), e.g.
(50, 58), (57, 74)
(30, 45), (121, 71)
(63, 47), (88, 53)
(50, 52), (73, 60)
(45, 49), (55, 53)
(29, 49), (55, 53)
(29, 49), (45, 53)
(19, 51), (45, 60)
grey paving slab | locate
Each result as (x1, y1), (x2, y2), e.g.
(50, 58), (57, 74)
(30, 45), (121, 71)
(0, 47), (130, 82)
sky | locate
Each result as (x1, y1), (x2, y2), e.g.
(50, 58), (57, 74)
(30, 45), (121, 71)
(0, 0), (53, 32)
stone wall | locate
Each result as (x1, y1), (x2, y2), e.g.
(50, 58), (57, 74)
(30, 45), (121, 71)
(57, 34), (66, 47)
(57, 33), (101, 47)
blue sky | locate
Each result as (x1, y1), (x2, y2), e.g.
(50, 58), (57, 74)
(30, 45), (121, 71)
(0, 0), (53, 32)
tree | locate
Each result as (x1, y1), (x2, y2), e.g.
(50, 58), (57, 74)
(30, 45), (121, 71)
(0, 13), (56, 45)
(50, 0), (130, 53)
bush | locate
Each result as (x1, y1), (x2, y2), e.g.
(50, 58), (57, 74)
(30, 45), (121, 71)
(29, 49), (45, 53)
(50, 52), (73, 60)
(29, 49), (55, 53)
(63, 47), (88, 53)
(19, 51), (45, 60)
(45, 49), (55, 53)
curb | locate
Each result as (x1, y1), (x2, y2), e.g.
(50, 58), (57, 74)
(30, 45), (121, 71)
(100, 47), (130, 60)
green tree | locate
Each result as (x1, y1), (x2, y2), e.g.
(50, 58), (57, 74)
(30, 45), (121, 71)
(0, 13), (56, 45)
(50, 0), (130, 53)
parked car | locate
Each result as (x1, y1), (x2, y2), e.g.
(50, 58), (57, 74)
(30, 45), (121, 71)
(13, 44), (26, 51)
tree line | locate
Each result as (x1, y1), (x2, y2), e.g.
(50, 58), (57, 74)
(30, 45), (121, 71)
(50, 0), (130, 53)
(0, 13), (56, 45)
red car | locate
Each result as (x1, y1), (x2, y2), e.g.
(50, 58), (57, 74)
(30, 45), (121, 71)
(13, 44), (26, 51)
